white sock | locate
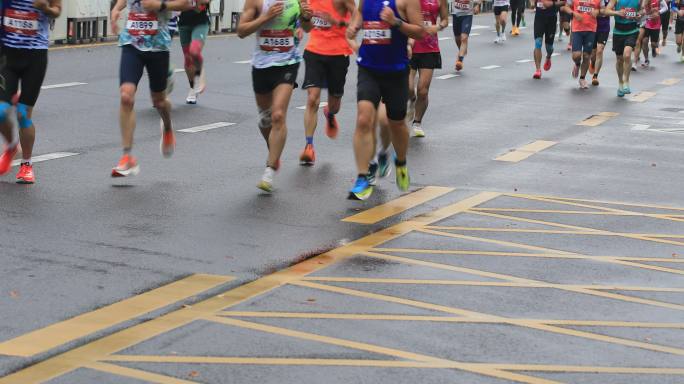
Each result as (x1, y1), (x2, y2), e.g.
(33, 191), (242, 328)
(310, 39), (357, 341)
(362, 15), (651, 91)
(22, 158), (31, 165)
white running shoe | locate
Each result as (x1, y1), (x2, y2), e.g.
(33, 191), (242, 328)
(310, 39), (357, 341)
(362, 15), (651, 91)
(412, 123), (425, 138)
(186, 88), (197, 104)
(257, 167), (275, 192)
(501, 33), (507, 42)
(579, 78), (589, 89)
(494, 36), (501, 44)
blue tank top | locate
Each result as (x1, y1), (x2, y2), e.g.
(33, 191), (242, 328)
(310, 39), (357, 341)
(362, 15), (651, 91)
(1, 0), (50, 49)
(357, 0), (408, 72)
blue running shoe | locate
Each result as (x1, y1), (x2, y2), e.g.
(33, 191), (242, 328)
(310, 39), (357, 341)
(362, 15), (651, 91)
(378, 152), (391, 178)
(348, 176), (373, 200)
(617, 88), (625, 97)
(623, 86), (631, 94)
(367, 162), (378, 186)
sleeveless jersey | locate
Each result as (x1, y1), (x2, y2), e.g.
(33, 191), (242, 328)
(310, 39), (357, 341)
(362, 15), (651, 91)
(119, 0), (172, 52)
(179, 2), (210, 26)
(644, 0), (662, 29)
(252, 0), (302, 68)
(1, 0), (50, 49)
(596, 0), (611, 32)
(613, 0), (640, 35)
(305, 0), (352, 56)
(357, 0), (408, 72)
(452, 0), (474, 17)
(569, 0), (601, 32)
(413, 0), (440, 53)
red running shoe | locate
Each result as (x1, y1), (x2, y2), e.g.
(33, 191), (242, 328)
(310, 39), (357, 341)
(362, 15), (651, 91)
(0, 145), (18, 175)
(323, 106), (338, 139)
(111, 154), (140, 177)
(533, 69), (542, 79)
(16, 163), (34, 184)
(544, 57), (552, 71)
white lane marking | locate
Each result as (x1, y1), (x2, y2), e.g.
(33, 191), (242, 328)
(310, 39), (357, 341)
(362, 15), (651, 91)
(296, 102), (328, 110)
(41, 82), (86, 90)
(438, 36), (451, 41)
(678, 121), (684, 125)
(173, 68), (185, 73)
(178, 122), (236, 133)
(516, 59), (533, 63)
(551, 53), (560, 57)
(11, 152), (79, 167)
(470, 33), (481, 36)
(436, 74), (460, 79)
(471, 25), (489, 30)
(481, 65), (501, 70)
(234, 60), (252, 64)
(630, 124), (651, 131)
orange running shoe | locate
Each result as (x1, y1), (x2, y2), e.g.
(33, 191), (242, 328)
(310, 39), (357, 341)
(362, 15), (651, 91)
(533, 69), (542, 79)
(455, 60), (463, 71)
(323, 106), (338, 139)
(160, 119), (175, 158)
(111, 154), (140, 177)
(0, 145), (18, 175)
(16, 163), (34, 184)
(543, 57), (552, 71)
(299, 144), (316, 166)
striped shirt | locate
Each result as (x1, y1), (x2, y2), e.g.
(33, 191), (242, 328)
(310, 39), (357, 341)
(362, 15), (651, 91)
(1, 0), (50, 49)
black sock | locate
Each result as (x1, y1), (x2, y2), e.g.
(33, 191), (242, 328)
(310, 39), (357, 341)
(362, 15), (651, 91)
(580, 75), (586, 79)
(123, 147), (132, 155)
(395, 159), (406, 167)
(358, 173), (367, 179)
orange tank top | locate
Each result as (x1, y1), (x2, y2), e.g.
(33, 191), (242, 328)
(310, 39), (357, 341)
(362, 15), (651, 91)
(305, 0), (352, 56)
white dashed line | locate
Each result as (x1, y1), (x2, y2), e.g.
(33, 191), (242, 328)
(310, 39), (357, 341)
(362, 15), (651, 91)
(481, 65), (501, 70)
(178, 122), (236, 133)
(11, 152), (79, 167)
(296, 102), (327, 110)
(516, 59), (533, 63)
(173, 68), (185, 73)
(438, 36), (451, 41)
(233, 60), (252, 64)
(630, 124), (651, 131)
(436, 74), (460, 79)
(41, 82), (86, 90)
(470, 33), (481, 36)
(471, 25), (489, 30)
(551, 53), (560, 57)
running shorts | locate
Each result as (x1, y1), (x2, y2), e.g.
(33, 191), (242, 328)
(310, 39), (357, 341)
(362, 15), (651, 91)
(119, 45), (170, 93)
(409, 52), (442, 70)
(494, 5), (510, 15)
(179, 23), (209, 47)
(594, 31), (610, 48)
(302, 50), (350, 97)
(534, 13), (558, 44)
(0, 47), (47, 106)
(677, 19), (684, 35)
(452, 14), (473, 35)
(572, 31), (596, 53)
(612, 32), (638, 55)
(251, 63), (300, 94)
(642, 27), (660, 43)
(357, 66), (409, 121)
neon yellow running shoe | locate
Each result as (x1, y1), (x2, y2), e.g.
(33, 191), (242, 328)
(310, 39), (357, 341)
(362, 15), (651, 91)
(395, 162), (410, 192)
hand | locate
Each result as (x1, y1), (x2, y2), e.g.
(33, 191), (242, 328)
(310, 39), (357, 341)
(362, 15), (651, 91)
(426, 25), (439, 35)
(380, 5), (397, 25)
(474, 4), (481, 14)
(265, 1), (284, 20)
(617, 8), (626, 17)
(111, 8), (121, 34)
(296, 27), (304, 39)
(33, 0), (49, 12)
(573, 12), (583, 21)
(300, 0), (313, 20)
(346, 23), (359, 39)
(142, 0), (162, 11)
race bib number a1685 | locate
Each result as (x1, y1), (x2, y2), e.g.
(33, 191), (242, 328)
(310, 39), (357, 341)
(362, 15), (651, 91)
(259, 29), (295, 51)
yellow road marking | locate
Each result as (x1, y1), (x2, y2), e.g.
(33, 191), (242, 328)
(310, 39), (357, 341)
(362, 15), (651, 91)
(517, 193), (684, 213)
(577, 112), (618, 126)
(342, 186), (455, 224)
(660, 78), (681, 86)
(88, 362), (197, 384)
(495, 140), (557, 163)
(471, 208), (634, 215)
(629, 91), (657, 102)
(220, 311), (684, 329)
(427, 225), (684, 239)
(0, 274), (234, 357)
(0, 192), (500, 384)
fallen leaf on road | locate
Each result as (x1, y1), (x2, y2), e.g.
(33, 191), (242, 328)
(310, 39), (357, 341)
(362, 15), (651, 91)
(9, 291), (18, 298)
(306, 298), (316, 302)
(188, 371), (199, 378)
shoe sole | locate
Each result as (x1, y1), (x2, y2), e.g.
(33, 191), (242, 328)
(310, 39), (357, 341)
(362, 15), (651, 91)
(186, 100), (197, 105)
(257, 182), (273, 193)
(111, 165), (140, 178)
(299, 160), (315, 166)
(16, 178), (34, 184)
(347, 188), (373, 201)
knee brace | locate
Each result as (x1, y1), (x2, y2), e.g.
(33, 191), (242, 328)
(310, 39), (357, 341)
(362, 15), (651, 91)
(534, 37), (543, 49)
(189, 40), (204, 64)
(258, 108), (272, 130)
(0, 102), (11, 124)
(16, 103), (32, 129)
(545, 43), (554, 55)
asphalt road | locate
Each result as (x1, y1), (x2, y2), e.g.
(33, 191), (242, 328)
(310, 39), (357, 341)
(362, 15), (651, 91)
(1, 11), (683, 384)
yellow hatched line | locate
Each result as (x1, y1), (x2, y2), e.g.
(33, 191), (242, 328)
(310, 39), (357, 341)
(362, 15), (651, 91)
(342, 186), (455, 224)
(205, 316), (561, 384)
(301, 276), (684, 292)
(492, 365), (684, 374)
(471, 208), (634, 215)
(294, 280), (684, 356)
(576, 112), (618, 126)
(0, 274), (234, 357)
(87, 362), (198, 384)
(426, 225), (684, 239)
(516, 193), (684, 213)
(629, 91), (657, 103)
(219, 311), (684, 329)
(660, 78), (682, 86)
(0, 192), (500, 384)
(495, 140), (557, 163)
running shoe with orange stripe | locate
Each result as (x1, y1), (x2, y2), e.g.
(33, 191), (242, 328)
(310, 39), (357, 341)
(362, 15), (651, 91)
(111, 154), (140, 177)
(299, 144), (316, 166)
(323, 106), (338, 139)
(16, 163), (34, 184)
(0, 145), (18, 175)
(160, 119), (175, 158)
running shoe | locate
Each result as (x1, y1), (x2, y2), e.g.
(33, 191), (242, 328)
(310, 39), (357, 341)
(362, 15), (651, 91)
(617, 87), (626, 97)
(571, 64), (579, 78)
(677, 45), (682, 54)
(501, 33), (507, 42)
(0, 144), (18, 176)
(406, 97), (416, 123)
(642, 59), (650, 67)
(579, 78), (589, 89)
(299, 143), (316, 166)
(395, 162), (410, 192)
(494, 36), (501, 44)
(623, 85), (631, 94)
(160, 119), (176, 158)
(412, 123), (425, 138)
(631, 65), (637, 72)
(257, 167), (275, 193)
(533, 69), (542, 79)
(348, 176), (373, 200)
(592, 75), (599, 86)
(543, 57), (552, 71)
(378, 151), (391, 178)
(367, 162), (378, 186)
(186, 88), (197, 104)
(16, 163), (34, 184)
(323, 106), (338, 139)
(111, 154), (140, 177)
(455, 60), (464, 71)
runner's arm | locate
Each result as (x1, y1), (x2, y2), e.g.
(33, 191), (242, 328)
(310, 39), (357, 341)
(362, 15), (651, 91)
(561, 0), (573, 14)
(237, 0), (282, 38)
(388, 0), (425, 39)
(33, 0), (61, 18)
(346, 0), (363, 39)
(659, 0), (668, 13)
(344, 0), (360, 52)
(438, 0), (449, 31)
(604, 0), (621, 16)
(142, 0), (194, 12)
(299, 0), (314, 32)
(111, 0), (127, 34)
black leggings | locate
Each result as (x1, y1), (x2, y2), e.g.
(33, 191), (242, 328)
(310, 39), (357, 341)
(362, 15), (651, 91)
(510, 0), (524, 26)
(661, 10), (670, 37)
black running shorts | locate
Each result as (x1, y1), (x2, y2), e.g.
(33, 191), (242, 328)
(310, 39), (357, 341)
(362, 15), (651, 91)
(119, 44), (170, 93)
(357, 66), (409, 121)
(251, 63), (300, 94)
(534, 13), (558, 44)
(409, 52), (442, 70)
(0, 47), (48, 106)
(302, 50), (350, 97)
(613, 32), (638, 55)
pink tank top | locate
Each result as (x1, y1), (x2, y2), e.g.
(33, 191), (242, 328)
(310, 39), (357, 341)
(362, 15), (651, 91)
(644, 0), (661, 29)
(413, 0), (440, 53)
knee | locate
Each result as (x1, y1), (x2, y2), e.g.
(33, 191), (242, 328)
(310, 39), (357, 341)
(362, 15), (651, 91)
(417, 86), (429, 100)
(120, 86), (135, 108)
(270, 108), (286, 127)
(356, 111), (374, 132)
(16, 103), (32, 129)
(189, 41), (203, 59)
(535, 37), (543, 49)
(258, 107), (272, 129)
(545, 43), (554, 53)
(306, 93), (321, 110)
(152, 97), (167, 110)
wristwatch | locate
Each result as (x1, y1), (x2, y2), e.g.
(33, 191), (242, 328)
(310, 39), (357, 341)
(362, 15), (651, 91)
(394, 19), (403, 28)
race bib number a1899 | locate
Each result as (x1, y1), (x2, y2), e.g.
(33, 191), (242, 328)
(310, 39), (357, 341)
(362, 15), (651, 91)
(259, 29), (295, 51)
(127, 13), (159, 36)
(362, 21), (391, 45)
(453, 0), (470, 9)
(3, 9), (39, 36)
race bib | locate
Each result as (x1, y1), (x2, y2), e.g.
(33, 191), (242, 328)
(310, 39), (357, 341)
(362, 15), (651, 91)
(3, 9), (39, 36)
(259, 29), (295, 51)
(537, 1), (545, 9)
(453, 0), (470, 9)
(624, 7), (637, 17)
(423, 19), (434, 26)
(362, 21), (391, 45)
(127, 13), (159, 36)
(312, 12), (332, 29)
(577, 4), (594, 13)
